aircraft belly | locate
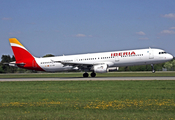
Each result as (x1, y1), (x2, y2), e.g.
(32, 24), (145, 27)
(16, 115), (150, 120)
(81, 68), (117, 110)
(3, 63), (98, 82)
(114, 57), (146, 67)
(40, 64), (73, 72)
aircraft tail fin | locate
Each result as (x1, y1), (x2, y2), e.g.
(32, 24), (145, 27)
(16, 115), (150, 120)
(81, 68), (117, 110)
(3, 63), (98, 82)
(9, 38), (34, 62)
(9, 38), (44, 71)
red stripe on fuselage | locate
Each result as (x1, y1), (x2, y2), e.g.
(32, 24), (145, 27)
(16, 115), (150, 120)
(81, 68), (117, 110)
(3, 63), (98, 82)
(11, 46), (44, 71)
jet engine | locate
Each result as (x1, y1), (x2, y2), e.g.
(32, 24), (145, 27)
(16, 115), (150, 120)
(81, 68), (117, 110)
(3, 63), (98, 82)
(94, 64), (108, 73)
(107, 67), (119, 71)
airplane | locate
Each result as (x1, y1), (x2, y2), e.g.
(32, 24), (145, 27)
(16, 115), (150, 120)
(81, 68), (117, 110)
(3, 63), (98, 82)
(6, 38), (173, 77)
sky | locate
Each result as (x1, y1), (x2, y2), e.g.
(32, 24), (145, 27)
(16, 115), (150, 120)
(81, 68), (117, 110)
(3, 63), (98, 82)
(0, 0), (175, 59)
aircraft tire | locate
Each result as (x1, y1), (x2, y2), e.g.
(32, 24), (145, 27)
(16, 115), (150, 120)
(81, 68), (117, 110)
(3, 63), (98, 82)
(152, 70), (155, 73)
(83, 73), (89, 77)
(90, 72), (96, 77)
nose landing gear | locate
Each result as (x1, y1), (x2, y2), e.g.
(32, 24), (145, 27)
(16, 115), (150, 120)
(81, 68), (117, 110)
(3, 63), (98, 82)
(151, 64), (155, 73)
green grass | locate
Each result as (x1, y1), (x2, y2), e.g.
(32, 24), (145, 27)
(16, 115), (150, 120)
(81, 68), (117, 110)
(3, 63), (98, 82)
(0, 71), (175, 78)
(0, 81), (175, 119)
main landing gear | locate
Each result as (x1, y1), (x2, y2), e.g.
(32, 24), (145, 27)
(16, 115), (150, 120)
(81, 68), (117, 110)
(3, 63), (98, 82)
(151, 64), (155, 73)
(83, 72), (89, 77)
(91, 72), (96, 77)
(83, 72), (96, 77)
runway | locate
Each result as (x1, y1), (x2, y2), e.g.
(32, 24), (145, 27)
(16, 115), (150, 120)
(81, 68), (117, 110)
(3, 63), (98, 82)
(0, 77), (175, 81)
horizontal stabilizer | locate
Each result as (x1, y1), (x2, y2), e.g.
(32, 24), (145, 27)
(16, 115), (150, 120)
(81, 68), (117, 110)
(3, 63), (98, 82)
(3, 61), (26, 67)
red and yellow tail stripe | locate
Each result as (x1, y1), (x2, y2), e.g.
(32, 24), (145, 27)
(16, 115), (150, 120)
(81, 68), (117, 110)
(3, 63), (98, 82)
(9, 38), (27, 51)
(9, 38), (44, 71)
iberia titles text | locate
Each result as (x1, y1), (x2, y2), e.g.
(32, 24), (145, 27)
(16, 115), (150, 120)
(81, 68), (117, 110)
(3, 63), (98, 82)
(111, 51), (136, 57)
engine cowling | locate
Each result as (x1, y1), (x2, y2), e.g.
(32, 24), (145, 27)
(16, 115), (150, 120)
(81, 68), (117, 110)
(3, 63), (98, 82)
(94, 64), (108, 73)
(107, 67), (119, 71)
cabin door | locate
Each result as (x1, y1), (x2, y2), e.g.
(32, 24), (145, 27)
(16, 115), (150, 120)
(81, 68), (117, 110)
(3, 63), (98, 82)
(115, 56), (119, 62)
(32, 60), (37, 68)
(149, 50), (154, 59)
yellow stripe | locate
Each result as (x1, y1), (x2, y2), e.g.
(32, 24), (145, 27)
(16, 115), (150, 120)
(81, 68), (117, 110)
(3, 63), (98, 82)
(9, 38), (24, 47)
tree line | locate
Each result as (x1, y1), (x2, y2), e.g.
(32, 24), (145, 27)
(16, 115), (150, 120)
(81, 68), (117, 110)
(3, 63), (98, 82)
(0, 54), (54, 73)
(0, 55), (175, 73)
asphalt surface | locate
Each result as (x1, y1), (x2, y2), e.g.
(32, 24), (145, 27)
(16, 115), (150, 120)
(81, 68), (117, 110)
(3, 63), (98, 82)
(0, 77), (175, 81)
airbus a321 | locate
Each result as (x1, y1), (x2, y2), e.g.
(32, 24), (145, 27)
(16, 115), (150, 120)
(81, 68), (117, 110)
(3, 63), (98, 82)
(6, 38), (173, 77)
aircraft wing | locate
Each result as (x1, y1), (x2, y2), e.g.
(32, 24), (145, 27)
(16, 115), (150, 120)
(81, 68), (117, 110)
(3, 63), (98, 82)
(57, 61), (101, 66)
(55, 61), (104, 70)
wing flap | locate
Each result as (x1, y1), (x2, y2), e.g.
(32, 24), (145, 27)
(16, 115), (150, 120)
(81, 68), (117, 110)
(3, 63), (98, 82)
(56, 61), (103, 66)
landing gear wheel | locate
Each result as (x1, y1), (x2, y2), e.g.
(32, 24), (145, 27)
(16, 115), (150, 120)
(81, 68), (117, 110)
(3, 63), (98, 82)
(83, 73), (89, 77)
(151, 64), (155, 73)
(152, 69), (155, 73)
(90, 72), (96, 77)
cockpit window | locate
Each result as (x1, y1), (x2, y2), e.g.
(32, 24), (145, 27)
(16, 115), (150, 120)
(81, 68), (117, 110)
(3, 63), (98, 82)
(159, 52), (167, 54)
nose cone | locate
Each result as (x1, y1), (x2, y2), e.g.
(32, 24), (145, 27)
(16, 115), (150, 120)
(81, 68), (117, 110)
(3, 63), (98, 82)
(168, 54), (174, 60)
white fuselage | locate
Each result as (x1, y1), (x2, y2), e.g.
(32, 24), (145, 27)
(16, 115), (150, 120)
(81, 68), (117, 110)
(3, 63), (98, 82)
(35, 48), (173, 72)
